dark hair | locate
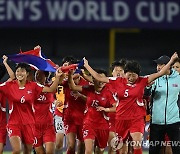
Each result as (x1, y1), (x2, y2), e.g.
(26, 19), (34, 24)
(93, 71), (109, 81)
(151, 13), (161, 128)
(0, 64), (6, 80)
(94, 68), (107, 77)
(173, 58), (180, 64)
(15, 63), (31, 73)
(124, 60), (141, 75)
(44, 71), (50, 77)
(61, 56), (77, 65)
(110, 58), (127, 71)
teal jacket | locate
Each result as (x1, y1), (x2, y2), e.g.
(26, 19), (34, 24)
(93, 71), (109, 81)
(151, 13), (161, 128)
(151, 69), (180, 125)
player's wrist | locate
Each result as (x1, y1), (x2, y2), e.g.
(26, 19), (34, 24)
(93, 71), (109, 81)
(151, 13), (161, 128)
(105, 108), (110, 112)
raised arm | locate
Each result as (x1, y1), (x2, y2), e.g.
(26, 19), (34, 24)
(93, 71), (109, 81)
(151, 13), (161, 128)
(42, 69), (65, 93)
(148, 52), (178, 83)
(83, 58), (109, 83)
(3, 55), (15, 80)
(80, 69), (93, 83)
(68, 70), (83, 92)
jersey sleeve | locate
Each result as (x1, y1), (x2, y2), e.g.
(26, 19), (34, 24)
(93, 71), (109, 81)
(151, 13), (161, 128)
(34, 82), (44, 97)
(0, 93), (6, 112)
(141, 76), (149, 87)
(0, 82), (8, 95)
(108, 92), (117, 106)
(108, 77), (122, 87)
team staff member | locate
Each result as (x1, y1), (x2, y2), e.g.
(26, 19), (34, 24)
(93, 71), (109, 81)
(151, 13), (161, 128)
(149, 55), (180, 154)
(83, 52), (178, 154)
(0, 59), (63, 154)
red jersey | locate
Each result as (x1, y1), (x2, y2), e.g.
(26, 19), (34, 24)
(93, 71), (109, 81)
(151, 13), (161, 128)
(109, 77), (148, 120)
(82, 85), (115, 129)
(105, 83), (117, 129)
(0, 80), (43, 125)
(34, 90), (54, 124)
(0, 92), (6, 125)
(63, 78), (89, 125)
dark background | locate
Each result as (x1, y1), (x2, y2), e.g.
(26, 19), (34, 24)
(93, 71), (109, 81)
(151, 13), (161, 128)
(1, 28), (180, 75)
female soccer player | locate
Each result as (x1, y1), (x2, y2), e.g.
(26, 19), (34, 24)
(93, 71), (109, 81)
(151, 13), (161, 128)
(107, 60), (126, 154)
(69, 69), (117, 154)
(173, 58), (180, 73)
(33, 70), (58, 154)
(54, 56), (88, 154)
(82, 52), (178, 154)
(0, 59), (63, 154)
(0, 64), (7, 154)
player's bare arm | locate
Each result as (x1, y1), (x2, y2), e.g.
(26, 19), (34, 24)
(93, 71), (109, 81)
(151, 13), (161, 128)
(43, 68), (64, 93)
(80, 69), (93, 83)
(96, 103), (116, 112)
(83, 57), (109, 83)
(2, 55), (15, 80)
(68, 69), (83, 92)
(72, 91), (87, 101)
(148, 52), (178, 84)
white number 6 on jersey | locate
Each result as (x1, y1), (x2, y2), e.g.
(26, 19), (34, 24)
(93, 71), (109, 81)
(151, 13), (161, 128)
(20, 96), (25, 103)
(124, 89), (129, 97)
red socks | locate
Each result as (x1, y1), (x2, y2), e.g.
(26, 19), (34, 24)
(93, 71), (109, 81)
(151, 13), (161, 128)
(134, 148), (142, 154)
(66, 149), (75, 154)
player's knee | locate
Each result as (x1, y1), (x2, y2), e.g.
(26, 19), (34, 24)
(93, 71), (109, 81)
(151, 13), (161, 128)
(67, 141), (76, 151)
(85, 149), (92, 154)
(56, 142), (63, 150)
(12, 149), (21, 154)
(67, 145), (75, 151)
(46, 151), (54, 154)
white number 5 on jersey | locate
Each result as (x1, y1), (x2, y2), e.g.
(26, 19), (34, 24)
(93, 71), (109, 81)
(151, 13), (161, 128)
(124, 89), (129, 97)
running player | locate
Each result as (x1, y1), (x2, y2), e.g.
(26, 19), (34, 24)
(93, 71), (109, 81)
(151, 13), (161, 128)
(107, 59), (126, 154)
(53, 56), (82, 154)
(0, 64), (7, 154)
(82, 52), (178, 154)
(33, 70), (57, 154)
(54, 81), (65, 154)
(64, 73), (88, 154)
(0, 59), (63, 154)
(69, 69), (117, 154)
